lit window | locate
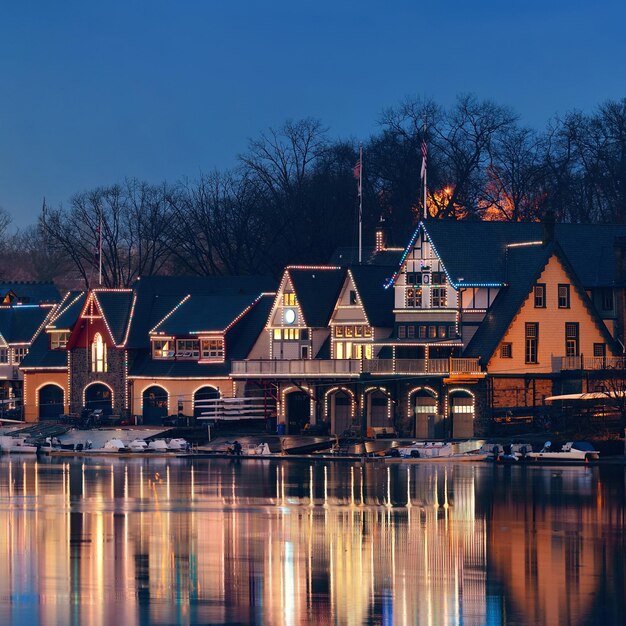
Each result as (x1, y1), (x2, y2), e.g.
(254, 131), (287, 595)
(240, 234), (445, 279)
(283, 292), (296, 306)
(201, 338), (224, 361)
(354, 325), (363, 337)
(345, 326), (353, 337)
(50, 332), (70, 350)
(407, 287), (422, 308)
(500, 343), (512, 358)
(91, 333), (107, 372)
(176, 339), (199, 359)
(153, 339), (174, 358)
(438, 325), (446, 337)
(273, 329), (281, 340)
(558, 284), (570, 309)
(428, 326), (437, 339)
(534, 284), (546, 308)
(364, 326), (372, 337)
(335, 326), (344, 338)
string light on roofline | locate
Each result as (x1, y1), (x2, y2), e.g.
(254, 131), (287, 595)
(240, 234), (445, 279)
(149, 294), (191, 334)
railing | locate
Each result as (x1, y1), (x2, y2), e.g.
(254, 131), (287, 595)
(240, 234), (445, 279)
(232, 357), (483, 377)
(231, 359), (361, 376)
(561, 356), (626, 371)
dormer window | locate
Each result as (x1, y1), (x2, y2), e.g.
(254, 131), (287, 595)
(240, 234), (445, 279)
(91, 333), (107, 372)
(153, 339), (174, 359)
(50, 331), (70, 350)
(176, 339), (199, 359)
(200, 338), (224, 361)
(283, 292), (296, 306)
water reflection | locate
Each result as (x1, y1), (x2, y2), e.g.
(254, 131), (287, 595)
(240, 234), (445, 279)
(0, 458), (623, 625)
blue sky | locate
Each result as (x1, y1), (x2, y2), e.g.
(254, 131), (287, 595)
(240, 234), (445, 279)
(1, 0), (625, 227)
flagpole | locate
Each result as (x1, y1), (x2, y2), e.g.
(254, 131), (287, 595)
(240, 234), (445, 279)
(422, 119), (428, 220)
(98, 207), (103, 286)
(358, 144), (363, 264)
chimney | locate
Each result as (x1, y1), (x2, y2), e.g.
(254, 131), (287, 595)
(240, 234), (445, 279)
(375, 215), (391, 252)
(542, 210), (555, 244)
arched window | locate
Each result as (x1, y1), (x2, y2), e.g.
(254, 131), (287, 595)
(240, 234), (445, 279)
(91, 332), (107, 373)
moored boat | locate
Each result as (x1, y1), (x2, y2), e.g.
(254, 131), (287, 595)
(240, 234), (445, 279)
(524, 441), (599, 464)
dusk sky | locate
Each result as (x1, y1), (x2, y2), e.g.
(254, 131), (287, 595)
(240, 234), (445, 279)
(1, 0), (625, 228)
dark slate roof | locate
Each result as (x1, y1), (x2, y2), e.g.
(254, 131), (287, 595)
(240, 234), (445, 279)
(287, 268), (345, 327)
(152, 294), (258, 335)
(129, 293), (274, 377)
(19, 331), (67, 369)
(48, 292), (87, 330)
(417, 221), (626, 288)
(348, 265), (396, 327)
(316, 334), (331, 359)
(93, 290), (135, 344)
(464, 243), (620, 364)
(0, 281), (60, 304)
(0, 305), (53, 344)
(126, 275), (276, 348)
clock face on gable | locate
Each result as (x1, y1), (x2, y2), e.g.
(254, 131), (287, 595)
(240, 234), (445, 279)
(284, 308), (296, 325)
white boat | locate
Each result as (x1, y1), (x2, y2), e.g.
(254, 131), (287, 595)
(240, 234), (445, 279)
(0, 435), (38, 454)
(243, 442), (272, 456)
(128, 439), (148, 452)
(148, 439), (169, 452)
(395, 441), (487, 461)
(167, 438), (189, 452)
(525, 441), (600, 464)
(103, 438), (126, 452)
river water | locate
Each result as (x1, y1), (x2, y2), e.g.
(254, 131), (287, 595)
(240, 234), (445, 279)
(0, 457), (623, 626)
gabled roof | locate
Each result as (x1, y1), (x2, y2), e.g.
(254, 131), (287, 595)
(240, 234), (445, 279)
(0, 305), (53, 344)
(287, 267), (345, 327)
(348, 265), (396, 327)
(464, 242), (620, 364)
(47, 292), (87, 330)
(129, 293), (274, 378)
(19, 331), (68, 369)
(126, 275), (276, 348)
(0, 281), (60, 304)
(151, 294), (259, 336)
(399, 221), (626, 288)
(92, 290), (135, 345)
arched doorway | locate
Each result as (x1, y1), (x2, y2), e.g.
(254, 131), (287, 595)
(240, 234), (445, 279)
(449, 390), (475, 438)
(38, 384), (64, 420)
(411, 388), (440, 438)
(328, 389), (354, 435)
(84, 383), (113, 415)
(285, 391), (311, 434)
(194, 386), (221, 419)
(142, 386), (168, 425)
(367, 389), (392, 429)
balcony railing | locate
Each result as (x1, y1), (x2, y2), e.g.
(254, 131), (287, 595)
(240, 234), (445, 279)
(232, 357), (482, 377)
(561, 356), (626, 371)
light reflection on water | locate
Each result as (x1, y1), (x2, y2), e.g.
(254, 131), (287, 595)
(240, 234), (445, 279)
(0, 458), (623, 625)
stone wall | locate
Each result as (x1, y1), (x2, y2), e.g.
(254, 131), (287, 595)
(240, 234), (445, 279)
(69, 347), (127, 415)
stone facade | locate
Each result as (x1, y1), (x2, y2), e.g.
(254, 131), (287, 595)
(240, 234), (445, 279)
(69, 347), (127, 415)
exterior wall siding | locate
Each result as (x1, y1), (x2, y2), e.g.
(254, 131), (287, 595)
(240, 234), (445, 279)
(23, 371), (69, 422)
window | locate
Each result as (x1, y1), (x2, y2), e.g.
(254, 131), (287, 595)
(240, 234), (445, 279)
(438, 325), (446, 338)
(534, 284), (546, 308)
(418, 326), (427, 339)
(525, 323), (538, 364)
(50, 331), (70, 350)
(201, 338), (224, 361)
(176, 339), (199, 359)
(335, 326), (344, 338)
(406, 272), (422, 285)
(153, 339), (174, 358)
(407, 325), (415, 338)
(448, 325), (456, 338)
(345, 325), (353, 337)
(281, 328), (300, 340)
(500, 343), (512, 358)
(0, 348), (7, 364)
(431, 287), (447, 308)
(398, 325), (406, 339)
(349, 290), (358, 305)
(432, 272), (447, 285)
(406, 287), (422, 308)
(428, 326), (437, 339)
(565, 322), (579, 357)
(593, 343), (606, 357)
(273, 328), (281, 340)
(91, 333), (107, 372)
(601, 288), (614, 311)
(335, 342), (344, 359)
(283, 292), (296, 306)
(300, 329), (309, 341)
(354, 325), (363, 337)
(558, 284), (570, 309)
(364, 326), (372, 337)
(13, 347), (28, 364)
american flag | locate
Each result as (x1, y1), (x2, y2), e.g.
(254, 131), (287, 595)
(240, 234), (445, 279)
(420, 137), (427, 180)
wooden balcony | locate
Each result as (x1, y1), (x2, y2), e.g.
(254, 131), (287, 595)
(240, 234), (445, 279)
(560, 356), (626, 371)
(231, 357), (482, 377)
